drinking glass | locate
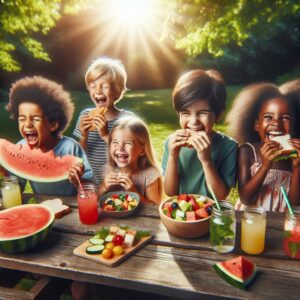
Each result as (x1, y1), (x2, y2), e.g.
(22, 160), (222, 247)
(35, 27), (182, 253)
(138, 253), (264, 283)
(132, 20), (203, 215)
(1, 175), (22, 209)
(241, 206), (266, 254)
(210, 201), (236, 253)
(77, 183), (98, 225)
(283, 209), (300, 259)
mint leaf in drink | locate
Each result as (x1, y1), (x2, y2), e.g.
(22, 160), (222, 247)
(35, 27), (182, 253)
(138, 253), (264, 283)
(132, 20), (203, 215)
(210, 215), (234, 247)
(288, 241), (300, 258)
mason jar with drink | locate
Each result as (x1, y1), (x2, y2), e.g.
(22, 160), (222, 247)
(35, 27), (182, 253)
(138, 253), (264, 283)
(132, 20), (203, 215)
(241, 206), (266, 255)
(210, 201), (236, 253)
(283, 209), (300, 259)
(1, 175), (22, 209)
(77, 183), (99, 225)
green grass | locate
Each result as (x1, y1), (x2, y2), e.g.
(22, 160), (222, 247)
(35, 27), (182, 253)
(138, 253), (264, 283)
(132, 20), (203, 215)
(0, 87), (243, 200)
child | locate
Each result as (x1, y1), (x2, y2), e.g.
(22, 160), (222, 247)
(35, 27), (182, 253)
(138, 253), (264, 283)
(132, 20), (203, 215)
(226, 82), (300, 211)
(98, 116), (163, 204)
(6, 76), (95, 195)
(72, 116), (162, 299)
(73, 57), (133, 184)
(162, 69), (238, 200)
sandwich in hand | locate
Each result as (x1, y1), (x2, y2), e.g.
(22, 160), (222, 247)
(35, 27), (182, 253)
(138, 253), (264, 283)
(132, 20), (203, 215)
(88, 107), (107, 131)
(270, 134), (298, 161)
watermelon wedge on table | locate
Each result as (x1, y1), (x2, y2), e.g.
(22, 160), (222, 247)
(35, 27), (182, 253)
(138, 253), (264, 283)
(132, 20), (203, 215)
(213, 256), (258, 290)
(0, 204), (55, 253)
(0, 139), (82, 182)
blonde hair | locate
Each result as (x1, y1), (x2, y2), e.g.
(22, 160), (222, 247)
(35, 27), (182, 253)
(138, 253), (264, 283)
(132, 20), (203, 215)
(85, 57), (127, 101)
(108, 116), (163, 198)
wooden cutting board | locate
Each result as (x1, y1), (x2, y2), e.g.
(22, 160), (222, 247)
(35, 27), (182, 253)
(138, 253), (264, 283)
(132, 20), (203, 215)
(73, 235), (152, 267)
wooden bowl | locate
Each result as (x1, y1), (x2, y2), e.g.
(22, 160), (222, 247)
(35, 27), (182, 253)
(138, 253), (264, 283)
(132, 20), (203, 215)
(159, 195), (213, 238)
(99, 191), (140, 218)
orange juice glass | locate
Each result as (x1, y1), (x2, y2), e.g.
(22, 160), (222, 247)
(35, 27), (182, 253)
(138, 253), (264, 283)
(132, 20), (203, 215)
(241, 206), (266, 254)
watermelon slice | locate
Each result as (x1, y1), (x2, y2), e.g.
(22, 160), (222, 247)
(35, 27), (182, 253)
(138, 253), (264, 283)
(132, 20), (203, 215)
(0, 204), (55, 253)
(0, 139), (82, 182)
(213, 256), (257, 290)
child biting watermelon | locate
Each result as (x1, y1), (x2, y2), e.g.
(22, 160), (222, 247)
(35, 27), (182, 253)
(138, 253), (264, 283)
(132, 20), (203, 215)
(5, 76), (96, 195)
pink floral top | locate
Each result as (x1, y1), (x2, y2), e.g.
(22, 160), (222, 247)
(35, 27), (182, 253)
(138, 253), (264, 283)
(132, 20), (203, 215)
(235, 143), (292, 212)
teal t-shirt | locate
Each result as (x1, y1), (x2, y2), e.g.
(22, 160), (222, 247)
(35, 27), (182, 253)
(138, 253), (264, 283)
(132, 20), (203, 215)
(162, 131), (238, 197)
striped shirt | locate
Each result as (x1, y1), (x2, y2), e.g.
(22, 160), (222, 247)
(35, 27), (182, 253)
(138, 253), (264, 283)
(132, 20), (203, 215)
(73, 109), (133, 184)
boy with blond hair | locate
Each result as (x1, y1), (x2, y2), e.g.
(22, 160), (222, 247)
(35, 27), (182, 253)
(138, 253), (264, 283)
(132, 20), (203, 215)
(73, 57), (133, 183)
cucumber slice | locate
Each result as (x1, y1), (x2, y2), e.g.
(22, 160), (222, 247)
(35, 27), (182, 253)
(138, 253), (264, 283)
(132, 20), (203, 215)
(89, 238), (104, 245)
(86, 244), (105, 254)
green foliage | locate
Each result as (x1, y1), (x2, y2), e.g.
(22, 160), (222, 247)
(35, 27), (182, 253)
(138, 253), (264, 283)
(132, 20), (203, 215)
(163, 0), (300, 57)
(210, 215), (235, 250)
(0, 0), (91, 72)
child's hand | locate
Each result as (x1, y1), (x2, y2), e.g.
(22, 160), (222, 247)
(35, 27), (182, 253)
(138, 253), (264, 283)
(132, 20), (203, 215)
(190, 131), (212, 163)
(68, 162), (85, 187)
(118, 173), (134, 191)
(289, 138), (300, 168)
(0, 165), (9, 177)
(168, 129), (190, 157)
(103, 172), (119, 191)
(260, 140), (281, 169)
(79, 114), (92, 137)
(93, 115), (109, 140)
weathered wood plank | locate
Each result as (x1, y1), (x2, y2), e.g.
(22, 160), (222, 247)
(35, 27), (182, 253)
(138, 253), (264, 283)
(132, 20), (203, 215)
(50, 208), (288, 259)
(0, 231), (299, 299)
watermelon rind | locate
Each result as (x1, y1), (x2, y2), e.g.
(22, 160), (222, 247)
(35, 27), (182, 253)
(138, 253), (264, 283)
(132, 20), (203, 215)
(213, 262), (257, 290)
(0, 204), (55, 253)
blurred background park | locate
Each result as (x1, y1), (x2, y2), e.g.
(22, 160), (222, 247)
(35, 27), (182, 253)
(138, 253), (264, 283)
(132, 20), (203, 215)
(0, 1), (300, 296)
(1, 0), (300, 162)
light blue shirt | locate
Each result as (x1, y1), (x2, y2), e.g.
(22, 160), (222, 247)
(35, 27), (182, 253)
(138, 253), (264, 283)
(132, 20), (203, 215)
(17, 136), (96, 195)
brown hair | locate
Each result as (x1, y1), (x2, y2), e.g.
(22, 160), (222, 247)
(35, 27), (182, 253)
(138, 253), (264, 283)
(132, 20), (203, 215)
(279, 79), (300, 137)
(172, 69), (226, 121)
(6, 76), (74, 136)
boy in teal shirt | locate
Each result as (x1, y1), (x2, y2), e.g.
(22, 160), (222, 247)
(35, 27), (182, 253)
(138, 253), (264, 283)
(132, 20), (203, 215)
(162, 69), (237, 199)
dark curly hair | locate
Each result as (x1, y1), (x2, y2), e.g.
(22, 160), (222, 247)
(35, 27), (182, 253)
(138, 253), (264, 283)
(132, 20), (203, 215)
(279, 79), (300, 138)
(226, 82), (300, 144)
(172, 69), (227, 121)
(6, 76), (74, 136)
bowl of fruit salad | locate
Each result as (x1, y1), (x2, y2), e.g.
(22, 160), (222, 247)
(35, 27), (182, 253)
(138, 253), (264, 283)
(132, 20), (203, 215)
(159, 194), (214, 238)
(100, 191), (140, 218)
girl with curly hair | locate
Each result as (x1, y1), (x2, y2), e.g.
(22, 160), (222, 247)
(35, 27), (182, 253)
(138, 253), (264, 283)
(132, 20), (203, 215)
(226, 82), (300, 211)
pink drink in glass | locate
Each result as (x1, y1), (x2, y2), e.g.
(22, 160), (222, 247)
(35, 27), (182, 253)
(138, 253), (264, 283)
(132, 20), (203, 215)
(283, 210), (300, 259)
(77, 184), (98, 225)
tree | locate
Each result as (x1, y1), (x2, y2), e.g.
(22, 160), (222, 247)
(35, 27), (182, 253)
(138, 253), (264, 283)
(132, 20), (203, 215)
(0, 0), (90, 72)
(162, 0), (300, 57)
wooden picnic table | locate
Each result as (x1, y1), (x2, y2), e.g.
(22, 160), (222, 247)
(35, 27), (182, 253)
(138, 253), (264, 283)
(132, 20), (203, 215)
(0, 194), (299, 299)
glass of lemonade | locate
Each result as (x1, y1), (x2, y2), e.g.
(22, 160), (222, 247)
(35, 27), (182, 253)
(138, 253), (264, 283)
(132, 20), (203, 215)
(77, 183), (99, 225)
(241, 206), (266, 255)
(210, 201), (236, 253)
(1, 175), (22, 209)
(283, 209), (300, 259)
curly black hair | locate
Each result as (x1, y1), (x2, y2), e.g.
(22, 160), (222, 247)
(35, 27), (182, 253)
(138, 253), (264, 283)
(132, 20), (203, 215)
(172, 69), (227, 121)
(6, 76), (74, 136)
(226, 82), (300, 144)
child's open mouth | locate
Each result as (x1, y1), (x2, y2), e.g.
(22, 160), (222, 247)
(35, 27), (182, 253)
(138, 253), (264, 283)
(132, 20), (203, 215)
(24, 132), (38, 147)
(267, 131), (285, 140)
(94, 95), (107, 106)
(115, 154), (129, 165)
